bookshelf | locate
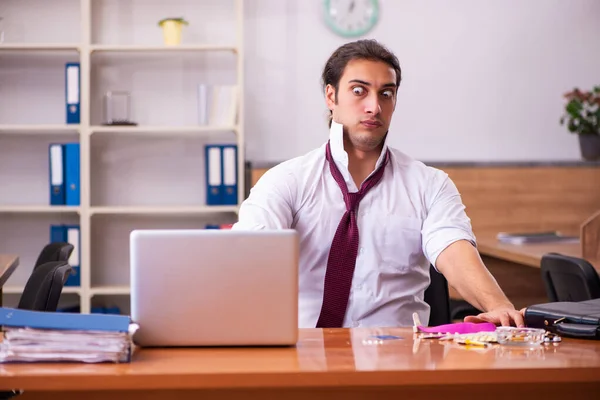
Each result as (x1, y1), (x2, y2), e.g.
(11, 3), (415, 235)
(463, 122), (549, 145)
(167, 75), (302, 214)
(0, 44), (81, 51)
(89, 205), (238, 216)
(90, 125), (238, 136)
(0, 125), (80, 134)
(90, 44), (238, 53)
(0, 0), (244, 314)
(0, 206), (81, 214)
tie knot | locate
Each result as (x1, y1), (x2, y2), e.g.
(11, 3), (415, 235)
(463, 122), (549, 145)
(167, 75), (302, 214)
(347, 192), (360, 211)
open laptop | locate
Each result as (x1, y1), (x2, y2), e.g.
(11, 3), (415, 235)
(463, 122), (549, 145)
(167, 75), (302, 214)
(130, 229), (299, 347)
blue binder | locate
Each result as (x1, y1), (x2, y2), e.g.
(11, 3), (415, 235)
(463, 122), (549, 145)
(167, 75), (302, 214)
(48, 144), (65, 205)
(205, 144), (223, 205)
(221, 145), (238, 205)
(50, 224), (81, 286)
(50, 225), (66, 244)
(63, 143), (80, 206)
(65, 62), (80, 124)
(92, 306), (121, 315)
(0, 307), (130, 332)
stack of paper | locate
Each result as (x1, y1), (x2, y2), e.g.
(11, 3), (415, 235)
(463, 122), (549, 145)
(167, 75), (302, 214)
(496, 231), (579, 245)
(0, 307), (137, 364)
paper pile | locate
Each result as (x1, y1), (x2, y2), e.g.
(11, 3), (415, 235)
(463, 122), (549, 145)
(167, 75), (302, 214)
(0, 307), (137, 363)
(0, 325), (137, 363)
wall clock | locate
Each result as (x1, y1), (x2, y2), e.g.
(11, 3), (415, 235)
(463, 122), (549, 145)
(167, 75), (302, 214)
(323, 0), (379, 38)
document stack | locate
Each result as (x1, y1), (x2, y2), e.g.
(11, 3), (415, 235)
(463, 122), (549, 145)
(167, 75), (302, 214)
(0, 307), (137, 364)
(496, 231), (579, 245)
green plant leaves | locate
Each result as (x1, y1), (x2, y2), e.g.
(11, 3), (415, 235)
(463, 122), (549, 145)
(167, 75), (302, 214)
(561, 86), (600, 136)
(158, 17), (189, 27)
(566, 99), (583, 115)
(568, 120), (578, 133)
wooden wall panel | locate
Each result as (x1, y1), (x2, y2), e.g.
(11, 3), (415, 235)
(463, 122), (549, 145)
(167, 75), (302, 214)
(442, 167), (600, 236)
(250, 165), (600, 237)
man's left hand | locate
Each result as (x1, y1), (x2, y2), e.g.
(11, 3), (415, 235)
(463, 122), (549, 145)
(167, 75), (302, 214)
(464, 306), (525, 327)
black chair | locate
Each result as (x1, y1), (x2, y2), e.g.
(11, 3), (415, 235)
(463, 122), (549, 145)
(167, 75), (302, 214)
(450, 299), (482, 321)
(541, 252), (600, 302)
(33, 242), (74, 269)
(1, 261), (73, 399)
(424, 265), (451, 326)
(17, 260), (73, 312)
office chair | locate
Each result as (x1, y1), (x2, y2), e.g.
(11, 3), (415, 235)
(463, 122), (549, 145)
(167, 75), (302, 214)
(424, 265), (451, 326)
(17, 260), (73, 312)
(541, 253), (600, 302)
(449, 299), (482, 321)
(33, 242), (74, 269)
(0, 261), (73, 399)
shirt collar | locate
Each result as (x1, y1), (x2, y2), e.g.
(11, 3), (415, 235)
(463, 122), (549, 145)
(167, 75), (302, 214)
(328, 119), (390, 173)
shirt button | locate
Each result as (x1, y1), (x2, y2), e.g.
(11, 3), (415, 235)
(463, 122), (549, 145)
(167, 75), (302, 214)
(355, 284), (362, 290)
(359, 247), (365, 254)
(352, 321), (360, 328)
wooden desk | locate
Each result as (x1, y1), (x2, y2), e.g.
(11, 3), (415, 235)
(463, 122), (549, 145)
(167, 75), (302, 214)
(477, 236), (599, 271)
(0, 254), (19, 307)
(461, 236), (600, 310)
(2, 328), (600, 400)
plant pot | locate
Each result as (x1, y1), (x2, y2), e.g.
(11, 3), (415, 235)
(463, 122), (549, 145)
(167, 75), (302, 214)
(579, 134), (600, 161)
(161, 20), (183, 46)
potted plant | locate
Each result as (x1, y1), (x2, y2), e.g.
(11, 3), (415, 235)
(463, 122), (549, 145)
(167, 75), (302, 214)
(560, 86), (600, 161)
(158, 17), (189, 46)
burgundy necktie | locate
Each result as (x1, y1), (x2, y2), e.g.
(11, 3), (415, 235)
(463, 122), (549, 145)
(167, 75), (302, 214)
(316, 141), (389, 328)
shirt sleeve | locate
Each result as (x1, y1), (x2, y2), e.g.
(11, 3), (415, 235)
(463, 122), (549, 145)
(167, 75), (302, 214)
(421, 170), (477, 269)
(231, 165), (297, 230)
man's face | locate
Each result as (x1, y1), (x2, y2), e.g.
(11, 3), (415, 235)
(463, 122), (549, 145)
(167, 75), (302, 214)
(326, 59), (397, 152)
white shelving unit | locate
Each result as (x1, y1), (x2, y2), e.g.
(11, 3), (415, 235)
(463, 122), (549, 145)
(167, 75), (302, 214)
(90, 125), (239, 136)
(0, 125), (80, 134)
(0, 44), (81, 51)
(89, 205), (239, 216)
(90, 44), (238, 53)
(0, 0), (244, 314)
(0, 206), (81, 214)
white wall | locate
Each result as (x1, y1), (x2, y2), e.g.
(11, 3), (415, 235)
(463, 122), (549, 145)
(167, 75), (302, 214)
(243, 0), (600, 163)
(1, 0), (598, 163)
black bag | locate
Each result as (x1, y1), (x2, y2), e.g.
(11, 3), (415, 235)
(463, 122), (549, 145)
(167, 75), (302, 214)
(524, 298), (600, 340)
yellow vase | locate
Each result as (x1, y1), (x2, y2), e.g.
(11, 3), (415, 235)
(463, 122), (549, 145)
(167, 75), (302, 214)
(161, 20), (183, 46)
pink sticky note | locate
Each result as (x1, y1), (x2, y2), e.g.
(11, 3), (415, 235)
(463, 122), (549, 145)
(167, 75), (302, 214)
(418, 322), (496, 334)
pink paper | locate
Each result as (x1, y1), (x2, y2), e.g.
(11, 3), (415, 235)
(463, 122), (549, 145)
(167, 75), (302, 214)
(418, 322), (496, 334)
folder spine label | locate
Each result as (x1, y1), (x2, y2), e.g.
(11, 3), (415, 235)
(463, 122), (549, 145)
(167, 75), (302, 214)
(205, 145), (223, 205)
(49, 144), (65, 205)
(222, 145), (238, 205)
(65, 62), (80, 124)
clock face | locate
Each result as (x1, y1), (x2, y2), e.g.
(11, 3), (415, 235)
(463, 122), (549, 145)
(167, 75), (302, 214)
(323, 0), (379, 38)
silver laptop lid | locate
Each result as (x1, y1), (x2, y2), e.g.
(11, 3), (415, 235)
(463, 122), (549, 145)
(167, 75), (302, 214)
(130, 229), (299, 347)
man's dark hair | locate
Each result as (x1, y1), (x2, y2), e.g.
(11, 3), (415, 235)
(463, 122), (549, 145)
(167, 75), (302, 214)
(321, 39), (402, 126)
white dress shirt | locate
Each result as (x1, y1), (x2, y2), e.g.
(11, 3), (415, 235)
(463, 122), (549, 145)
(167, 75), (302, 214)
(233, 121), (476, 328)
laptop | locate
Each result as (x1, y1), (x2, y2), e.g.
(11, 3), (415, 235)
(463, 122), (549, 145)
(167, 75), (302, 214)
(130, 229), (299, 347)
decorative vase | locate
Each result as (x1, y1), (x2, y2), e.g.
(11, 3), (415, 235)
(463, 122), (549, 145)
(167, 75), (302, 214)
(161, 20), (184, 46)
(579, 134), (600, 161)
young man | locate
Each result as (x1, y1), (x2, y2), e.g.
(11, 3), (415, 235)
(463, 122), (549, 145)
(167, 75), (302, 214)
(233, 39), (524, 329)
